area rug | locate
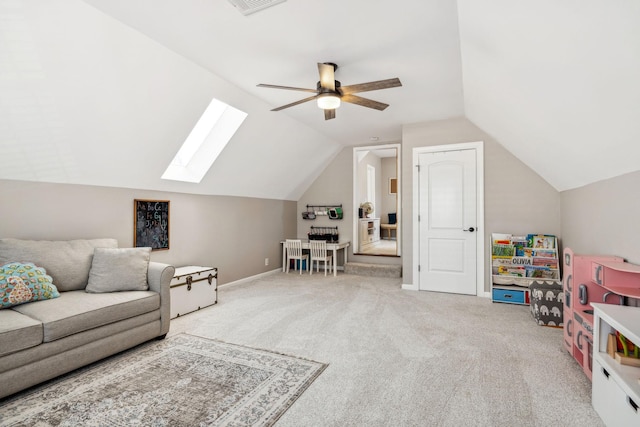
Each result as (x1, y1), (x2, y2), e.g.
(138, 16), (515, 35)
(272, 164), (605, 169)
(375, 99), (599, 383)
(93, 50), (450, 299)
(0, 334), (327, 426)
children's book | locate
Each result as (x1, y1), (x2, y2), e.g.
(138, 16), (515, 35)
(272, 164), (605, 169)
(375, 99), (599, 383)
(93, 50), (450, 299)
(533, 258), (558, 268)
(527, 234), (556, 249)
(498, 265), (526, 277)
(534, 249), (556, 258)
(511, 236), (528, 256)
(525, 265), (556, 279)
(492, 244), (515, 257)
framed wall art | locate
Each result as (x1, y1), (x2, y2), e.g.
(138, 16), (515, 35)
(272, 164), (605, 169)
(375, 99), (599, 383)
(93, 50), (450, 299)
(134, 199), (170, 250)
(389, 178), (397, 194)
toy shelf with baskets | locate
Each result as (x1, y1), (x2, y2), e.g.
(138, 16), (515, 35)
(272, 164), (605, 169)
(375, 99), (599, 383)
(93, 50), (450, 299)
(491, 233), (561, 305)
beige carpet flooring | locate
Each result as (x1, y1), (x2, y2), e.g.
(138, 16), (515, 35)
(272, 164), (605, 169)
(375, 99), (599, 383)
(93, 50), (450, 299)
(169, 272), (604, 427)
(357, 240), (398, 256)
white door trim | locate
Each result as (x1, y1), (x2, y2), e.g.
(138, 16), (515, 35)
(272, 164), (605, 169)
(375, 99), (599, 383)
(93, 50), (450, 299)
(411, 141), (485, 297)
(352, 143), (401, 255)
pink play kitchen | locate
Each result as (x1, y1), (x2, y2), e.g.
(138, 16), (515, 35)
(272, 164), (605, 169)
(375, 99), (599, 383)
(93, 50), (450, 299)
(563, 248), (640, 425)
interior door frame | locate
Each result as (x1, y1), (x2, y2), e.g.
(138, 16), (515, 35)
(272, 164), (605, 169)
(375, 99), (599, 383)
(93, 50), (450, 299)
(412, 141), (485, 297)
(352, 143), (401, 255)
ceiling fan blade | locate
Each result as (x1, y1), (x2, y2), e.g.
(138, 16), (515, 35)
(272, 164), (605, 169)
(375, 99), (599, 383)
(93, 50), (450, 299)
(341, 94), (389, 111)
(340, 78), (402, 95)
(324, 109), (336, 120)
(271, 95), (318, 111)
(317, 63), (336, 91)
(257, 83), (318, 93)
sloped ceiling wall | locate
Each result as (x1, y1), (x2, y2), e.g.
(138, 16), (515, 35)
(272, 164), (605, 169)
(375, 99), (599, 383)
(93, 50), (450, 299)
(0, 0), (340, 200)
(2, 1), (639, 200)
(458, 0), (640, 191)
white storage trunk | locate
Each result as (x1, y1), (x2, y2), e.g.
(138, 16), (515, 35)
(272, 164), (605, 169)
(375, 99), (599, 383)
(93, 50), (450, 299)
(170, 266), (217, 319)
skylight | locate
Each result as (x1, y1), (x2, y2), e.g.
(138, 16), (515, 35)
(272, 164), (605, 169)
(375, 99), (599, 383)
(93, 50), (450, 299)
(162, 98), (247, 183)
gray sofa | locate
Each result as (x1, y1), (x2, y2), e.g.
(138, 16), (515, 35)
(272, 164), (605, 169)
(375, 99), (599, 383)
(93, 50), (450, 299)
(0, 238), (174, 399)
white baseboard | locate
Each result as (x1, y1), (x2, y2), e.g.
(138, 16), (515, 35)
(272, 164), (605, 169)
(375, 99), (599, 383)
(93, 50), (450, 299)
(219, 268), (281, 288)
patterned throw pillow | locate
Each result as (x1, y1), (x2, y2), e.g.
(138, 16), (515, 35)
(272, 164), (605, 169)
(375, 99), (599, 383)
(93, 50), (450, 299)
(0, 262), (60, 309)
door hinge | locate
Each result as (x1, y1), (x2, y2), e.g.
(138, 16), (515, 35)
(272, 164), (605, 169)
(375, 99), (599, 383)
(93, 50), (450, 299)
(416, 164), (420, 172)
(418, 265), (421, 272)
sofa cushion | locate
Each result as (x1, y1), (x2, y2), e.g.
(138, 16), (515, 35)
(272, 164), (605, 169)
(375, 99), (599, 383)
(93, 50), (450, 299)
(11, 290), (159, 342)
(86, 247), (150, 293)
(0, 311), (160, 374)
(0, 309), (43, 356)
(0, 262), (60, 309)
(0, 238), (118, 291)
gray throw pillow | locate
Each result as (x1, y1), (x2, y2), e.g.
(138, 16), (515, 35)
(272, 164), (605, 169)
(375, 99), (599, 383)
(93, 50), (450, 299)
(86, 247), (151, 293)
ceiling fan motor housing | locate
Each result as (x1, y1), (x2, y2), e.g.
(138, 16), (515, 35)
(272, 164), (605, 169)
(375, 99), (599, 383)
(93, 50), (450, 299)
(323, 62), (338, 71)
(317, 80), (341, 94)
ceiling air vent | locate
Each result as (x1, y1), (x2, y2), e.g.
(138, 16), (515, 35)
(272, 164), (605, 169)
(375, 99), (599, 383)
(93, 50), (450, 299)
(227, 0), (287, 16)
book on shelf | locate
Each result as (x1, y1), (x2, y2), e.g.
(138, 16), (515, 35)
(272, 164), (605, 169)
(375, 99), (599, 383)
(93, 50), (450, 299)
(493, 239), (511, 245)
(497, 265), (526, 277)
(533, 257), (558, 268)
(533, 249), (556, 258)
(527, 234), (556, 249)
(522, 248), (534, 257)
(492, 244), (515, 257)
(525, 265), (557, 279)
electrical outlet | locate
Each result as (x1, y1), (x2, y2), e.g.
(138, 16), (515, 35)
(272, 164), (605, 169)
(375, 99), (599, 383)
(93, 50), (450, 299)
(265, 258), (269, 266)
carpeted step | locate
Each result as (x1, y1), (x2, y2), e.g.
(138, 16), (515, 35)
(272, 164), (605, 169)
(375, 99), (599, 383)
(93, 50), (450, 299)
(344, 262), (402, 278)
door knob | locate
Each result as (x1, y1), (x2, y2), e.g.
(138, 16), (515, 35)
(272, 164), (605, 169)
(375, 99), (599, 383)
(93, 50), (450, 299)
(463, 227), (475, 232)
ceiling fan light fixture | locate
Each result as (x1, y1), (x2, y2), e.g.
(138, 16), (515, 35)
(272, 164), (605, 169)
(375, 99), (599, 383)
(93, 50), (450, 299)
(317, 93), (341, 110)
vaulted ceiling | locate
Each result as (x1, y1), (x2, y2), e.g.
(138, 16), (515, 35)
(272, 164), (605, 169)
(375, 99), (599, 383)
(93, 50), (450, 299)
(1, 1), (639, 200)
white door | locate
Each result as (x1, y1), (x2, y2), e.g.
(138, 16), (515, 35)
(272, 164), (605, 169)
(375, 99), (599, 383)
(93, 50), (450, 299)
(418, 149), (477, 294)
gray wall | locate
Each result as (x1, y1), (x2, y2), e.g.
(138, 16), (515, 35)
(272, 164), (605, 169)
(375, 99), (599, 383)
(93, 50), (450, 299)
(402, 118), (562, 291)
(0, 179), (296, 284)
(561, 170), (640, 264)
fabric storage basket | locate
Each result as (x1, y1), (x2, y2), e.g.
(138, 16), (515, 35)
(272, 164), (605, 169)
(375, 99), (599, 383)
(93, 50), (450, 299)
(529, 281), (563, 327)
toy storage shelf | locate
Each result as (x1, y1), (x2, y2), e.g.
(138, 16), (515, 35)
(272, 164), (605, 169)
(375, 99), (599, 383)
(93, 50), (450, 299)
(491, 233), (561, 305)
(592, 303), (640, 426)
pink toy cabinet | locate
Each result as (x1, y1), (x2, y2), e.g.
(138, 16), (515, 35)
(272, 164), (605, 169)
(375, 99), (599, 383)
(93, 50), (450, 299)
(562, 248), (622, 381)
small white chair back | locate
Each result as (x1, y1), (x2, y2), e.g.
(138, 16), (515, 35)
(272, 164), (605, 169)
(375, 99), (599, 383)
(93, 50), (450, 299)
(309, 240), (332, 276)
(309, 240), (327, 259)
(285, 239), (303, 257)
(285, 239), (308, 274)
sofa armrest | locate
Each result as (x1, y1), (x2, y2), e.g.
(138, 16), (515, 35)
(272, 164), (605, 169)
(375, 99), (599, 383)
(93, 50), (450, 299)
(147, 262), (175, 336)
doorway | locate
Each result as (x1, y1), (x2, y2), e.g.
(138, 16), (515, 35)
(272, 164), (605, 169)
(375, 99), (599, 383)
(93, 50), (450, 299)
(413, 142), (484, 296)
(353, 144), (401, 256)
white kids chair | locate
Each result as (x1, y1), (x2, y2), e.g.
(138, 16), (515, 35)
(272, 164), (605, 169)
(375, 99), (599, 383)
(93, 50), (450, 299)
(285, 239), (308, 274)
(309, 240), (333, 276)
